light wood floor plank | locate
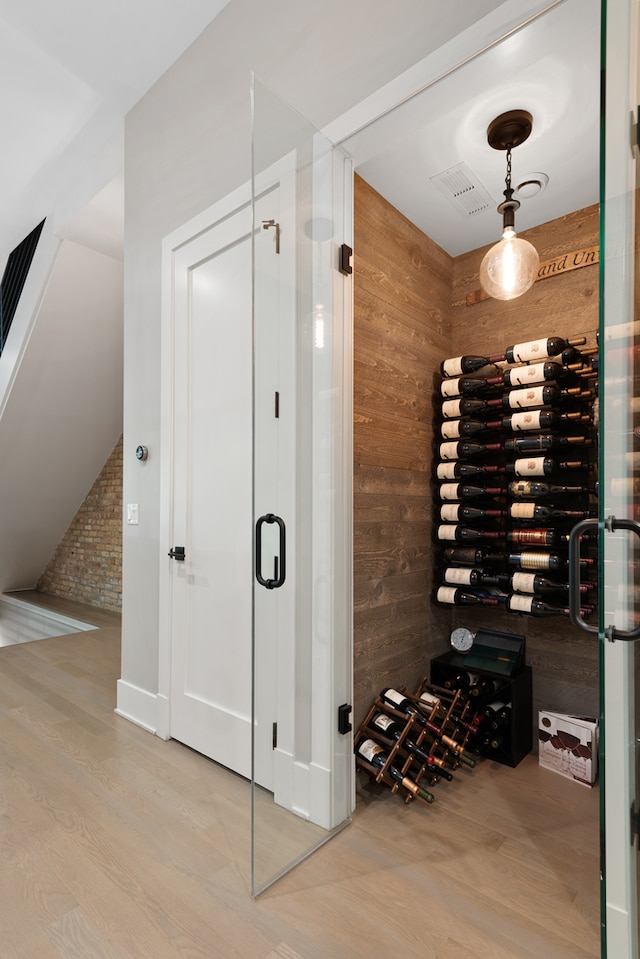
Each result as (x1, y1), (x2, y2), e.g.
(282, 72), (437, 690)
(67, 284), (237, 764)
(0, 597), (600, 959)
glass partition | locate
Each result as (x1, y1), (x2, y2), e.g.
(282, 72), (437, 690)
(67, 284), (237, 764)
(251, 76), (353, 896)
(600, 1), (640, 954)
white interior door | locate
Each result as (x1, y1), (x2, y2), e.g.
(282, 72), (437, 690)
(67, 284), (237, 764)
(165, 189), (280, 784)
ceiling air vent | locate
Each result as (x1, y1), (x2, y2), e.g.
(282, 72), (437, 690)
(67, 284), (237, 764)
(429, 162), (494, 217)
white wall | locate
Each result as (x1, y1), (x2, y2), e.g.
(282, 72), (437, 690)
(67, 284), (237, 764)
(120, 0), (508, 710)
(0, 234), (123, 592)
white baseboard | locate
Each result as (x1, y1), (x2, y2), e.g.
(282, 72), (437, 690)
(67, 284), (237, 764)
(115, 679), (160, 735)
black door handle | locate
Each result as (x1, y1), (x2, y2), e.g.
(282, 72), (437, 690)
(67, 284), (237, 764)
(568, 519), (598, 636)
(569, 515), (640, 641)
(255, 513), (286, 589)
(168, 546), (186, 561)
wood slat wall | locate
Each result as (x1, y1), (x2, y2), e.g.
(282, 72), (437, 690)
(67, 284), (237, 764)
(353, 175), (453, 727)
(354, 173), (600, 727)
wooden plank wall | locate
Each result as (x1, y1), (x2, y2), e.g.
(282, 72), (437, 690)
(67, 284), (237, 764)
(354, 174), (600, 727)
(353, 175), (453, 727)
(449, 203), (600, 719)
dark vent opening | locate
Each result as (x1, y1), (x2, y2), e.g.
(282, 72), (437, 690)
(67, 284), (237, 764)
(0, 218), (45, 354)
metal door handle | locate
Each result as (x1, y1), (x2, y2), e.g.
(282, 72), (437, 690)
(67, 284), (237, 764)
(168, 546), (186, 561)
(569, 515), (640, 641)
(568, 519), (598, 635)
(255, 513), (286, 589)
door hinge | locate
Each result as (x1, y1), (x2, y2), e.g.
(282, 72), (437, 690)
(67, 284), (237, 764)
(275, 391), (280, 418)
(272, 722), (278, 749)
(338, 703), (352, 735)
(339, 243), (353, 276)
(262, 219), (280, 254)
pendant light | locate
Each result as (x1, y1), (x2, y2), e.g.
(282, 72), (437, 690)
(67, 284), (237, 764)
(479, 110), (539, 301)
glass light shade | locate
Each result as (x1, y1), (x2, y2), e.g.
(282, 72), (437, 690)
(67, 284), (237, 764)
(479, 227), (540, 301)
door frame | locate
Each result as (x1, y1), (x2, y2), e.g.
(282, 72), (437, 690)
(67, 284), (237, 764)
(158, 155), (354, 818)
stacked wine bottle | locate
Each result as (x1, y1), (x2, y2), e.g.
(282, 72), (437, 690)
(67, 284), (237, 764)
(434, 334), (599, 619)
(355, 668), (528, 804)
(355, 683), (478, 806)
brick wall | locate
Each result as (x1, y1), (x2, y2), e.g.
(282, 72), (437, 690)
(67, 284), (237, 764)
(37, 436), (123, 611)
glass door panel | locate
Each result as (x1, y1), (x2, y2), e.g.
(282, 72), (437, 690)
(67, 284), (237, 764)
(251, 76), (353, 896)
(600, 0), (640, 954)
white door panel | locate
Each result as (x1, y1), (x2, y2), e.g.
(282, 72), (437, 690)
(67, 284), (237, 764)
(167, 192), (283, 786)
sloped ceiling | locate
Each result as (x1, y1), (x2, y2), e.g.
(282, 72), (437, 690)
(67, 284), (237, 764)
(0, 0), (233, 256)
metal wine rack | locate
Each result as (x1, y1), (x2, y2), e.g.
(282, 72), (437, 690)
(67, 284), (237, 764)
(434, 339), (598, 621)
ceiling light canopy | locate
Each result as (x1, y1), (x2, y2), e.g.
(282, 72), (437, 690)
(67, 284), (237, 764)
(479, 110), (540, 301)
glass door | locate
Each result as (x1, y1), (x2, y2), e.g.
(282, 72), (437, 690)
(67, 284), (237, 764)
(598, 0), (640, 954)
(250, 76), (353, 896)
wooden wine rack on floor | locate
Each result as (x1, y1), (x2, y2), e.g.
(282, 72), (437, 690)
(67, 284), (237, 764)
(355, 686), (479, 805)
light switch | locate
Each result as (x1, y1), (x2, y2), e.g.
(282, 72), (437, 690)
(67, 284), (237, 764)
(127, 503), (139, 525)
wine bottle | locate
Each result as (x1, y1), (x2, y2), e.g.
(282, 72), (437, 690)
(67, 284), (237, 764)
(467, 676), (501, 699)
(504, 336), (585, 363)
(425, 752), (457, 774)
(439, 482), (505, 500)
(502, 434), (592, 454)
(508, 550), (596, 571)
(355, 738), (435, 802)
(506, 594), (592, 618)
(481, 733), (506, 751)
(443, 566), (506, 588)
(439, 439), (503, 460)
(508, 479), (597, 498)
(419, 718), (477, 767)
(440, 671), (474, 690)
(440, 354), (500, 377)
(441, 546), (506, 566)
(379, 689), (467, 770)
(380, 688), (420, 715)
(506, 456), (594, 476)
(481, 701), (511, 729)
(369, 713), (428, 763)
(440, 375), (502, 398)
(370, 713), (455, 783)
(488, 384), (592, 410)
(437, 525), (504, 543)
(436, 461), (506, 480)
(507, 528), (559, 546)
(440, 417), (493, 439)
(485, 361), (565, 389)
(487, 411), (590, 433)
(441, 397), (492, 419)
(448, 712), (485, 736)
(418, 690), (441, 710)
(439, 504), (506, 523)
(510, 571), (595, 595)
(508, 503), (592, 522)
(435, 585), (502, 607)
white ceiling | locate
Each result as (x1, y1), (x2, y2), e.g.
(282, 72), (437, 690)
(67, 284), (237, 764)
(0, 0), (600, 262)
(340, 0), (600, 255)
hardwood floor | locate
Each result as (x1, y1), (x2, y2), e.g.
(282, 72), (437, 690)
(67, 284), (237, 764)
(0, 599), (600, 959)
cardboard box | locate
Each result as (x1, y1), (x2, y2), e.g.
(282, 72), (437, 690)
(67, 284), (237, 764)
(538, 710), (598, 787)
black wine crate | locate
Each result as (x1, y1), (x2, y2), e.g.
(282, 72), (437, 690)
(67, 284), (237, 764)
(430, 654), (533, 767)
